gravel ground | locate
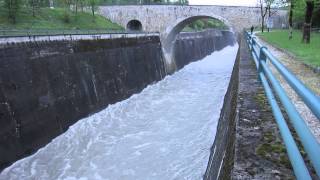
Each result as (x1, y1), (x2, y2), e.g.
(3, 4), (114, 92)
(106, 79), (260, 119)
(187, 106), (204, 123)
(232, 36), (295, 179)
(255, 35), (320, 143)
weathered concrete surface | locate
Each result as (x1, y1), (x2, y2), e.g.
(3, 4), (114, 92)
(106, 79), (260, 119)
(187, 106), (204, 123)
(0, 29), (236, 171)
(0, 33), (159, 44)
(99, 5), (288, 33)
(0, 36), (166, 170)
(174, 30), (235, 70)
(231, 34), (295, 179)
(204, 40), (240, 180)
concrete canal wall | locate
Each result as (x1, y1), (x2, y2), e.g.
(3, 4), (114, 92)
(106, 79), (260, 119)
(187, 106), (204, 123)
(0, 30), (236, 171)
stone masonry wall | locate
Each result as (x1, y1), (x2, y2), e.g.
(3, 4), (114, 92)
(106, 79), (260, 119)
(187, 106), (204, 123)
(99, 5), (288, 33)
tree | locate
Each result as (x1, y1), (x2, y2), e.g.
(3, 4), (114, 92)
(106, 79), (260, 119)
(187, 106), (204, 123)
(29, 0), (40, 17)
(79, 0), (85, 12)
(3, 0), (21, 24)
(302, 0), (314, 43)
(75, 0), (79, 15)
(258, 0), (275, 32)
(313, 0), (320, 26)
(87, 0), (100, 17)
(289, 0), (294, 39)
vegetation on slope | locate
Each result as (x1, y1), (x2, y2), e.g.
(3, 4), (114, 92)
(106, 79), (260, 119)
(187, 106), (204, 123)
(257, 30), (320, 67)
(0, 7), (123, 30)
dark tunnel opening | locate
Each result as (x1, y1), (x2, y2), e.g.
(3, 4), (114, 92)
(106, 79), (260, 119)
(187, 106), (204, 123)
(126, 20), (143, 31)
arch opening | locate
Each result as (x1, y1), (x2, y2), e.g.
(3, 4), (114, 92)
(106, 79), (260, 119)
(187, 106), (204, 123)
(161, 15), (234, 74)
(162, 15), (232, 53)
(126, 20), (143, 31)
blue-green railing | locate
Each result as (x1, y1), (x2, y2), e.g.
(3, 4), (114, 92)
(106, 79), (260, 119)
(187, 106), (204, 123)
(245, 31), (320, 179)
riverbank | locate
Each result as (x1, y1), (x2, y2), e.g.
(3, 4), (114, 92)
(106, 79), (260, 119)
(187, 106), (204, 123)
(255, 35), (320, 144)
(0, 7), (123, 34)
(257, 30), (320, 69)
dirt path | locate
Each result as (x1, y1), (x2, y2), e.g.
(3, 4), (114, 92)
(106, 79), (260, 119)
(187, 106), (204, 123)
(256, 36), (320, 143)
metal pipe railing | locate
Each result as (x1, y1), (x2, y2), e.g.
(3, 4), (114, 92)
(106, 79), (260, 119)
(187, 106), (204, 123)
(262, 48), (320, 120)
(0, 29), (160, 38)
(245, 31), (320, 179)
(259, 72), (311, 180)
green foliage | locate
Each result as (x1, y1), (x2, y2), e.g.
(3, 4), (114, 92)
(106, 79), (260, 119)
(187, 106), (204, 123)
(257, 30), (320, 67)
(3, 0), (21, 23)
(190, 20), (205, 30)
(62, 10), (70, 23)
(0, 7), (124, 30)
(291, 0), (320, 27)
(0, 0), (189, 24)
(87, 0), (100, 16)
(182, 18), (227, 32)
(28, 0), (41, 17)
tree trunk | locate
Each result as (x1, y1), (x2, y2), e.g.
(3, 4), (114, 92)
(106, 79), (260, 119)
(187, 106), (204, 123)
(80, 0), (84, 12)
(259, 1), (268, 33)
(260, 0), (264, 32)
(75, 0), (78, 15)
(267, 5), (271, 32)
(302, 1), (314, 43)
(7, 0), (20, 24)
(91, 5), (95, 16)
(289, 0), (294, 39)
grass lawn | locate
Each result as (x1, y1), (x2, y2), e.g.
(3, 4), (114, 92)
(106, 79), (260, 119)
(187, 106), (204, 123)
(257, 30), (320, 67)
(0, 7), (123, 33)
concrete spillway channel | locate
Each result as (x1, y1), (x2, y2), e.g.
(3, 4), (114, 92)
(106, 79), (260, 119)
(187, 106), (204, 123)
(0, 30), (238, 179)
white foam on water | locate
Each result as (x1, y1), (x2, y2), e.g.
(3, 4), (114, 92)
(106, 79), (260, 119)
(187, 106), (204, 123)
(0, 44), (239, 180)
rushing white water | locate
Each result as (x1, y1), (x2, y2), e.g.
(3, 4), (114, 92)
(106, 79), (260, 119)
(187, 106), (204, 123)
(0, 45), (238, 180)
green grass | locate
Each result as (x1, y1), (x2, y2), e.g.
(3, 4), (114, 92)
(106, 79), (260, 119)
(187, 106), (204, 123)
(0, 7), (124, 31)
(257, 30), (320, 67)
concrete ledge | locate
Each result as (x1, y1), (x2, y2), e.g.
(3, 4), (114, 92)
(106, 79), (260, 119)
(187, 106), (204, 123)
(0, 33), (159, 45)
(204, 40), (240, 180)
(231, 34), (295, 179)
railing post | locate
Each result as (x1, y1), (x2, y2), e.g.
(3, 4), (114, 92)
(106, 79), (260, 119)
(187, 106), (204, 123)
(245, 31), (320, 178)
(259, 46), (268, 73)
(251, 37), (256, 51)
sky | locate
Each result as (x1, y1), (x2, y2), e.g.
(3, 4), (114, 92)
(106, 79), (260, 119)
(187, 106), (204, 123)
(189, 0), (258, 6)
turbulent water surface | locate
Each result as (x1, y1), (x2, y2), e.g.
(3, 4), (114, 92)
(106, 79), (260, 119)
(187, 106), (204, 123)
(0, 45), (238, 180)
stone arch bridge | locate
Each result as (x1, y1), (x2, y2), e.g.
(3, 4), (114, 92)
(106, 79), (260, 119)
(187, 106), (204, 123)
(99, 5), (287, 72)
(99, 5), (288, 33)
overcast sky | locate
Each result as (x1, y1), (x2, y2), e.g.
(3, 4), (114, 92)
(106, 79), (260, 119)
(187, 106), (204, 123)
(189, 0), (258, 6)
